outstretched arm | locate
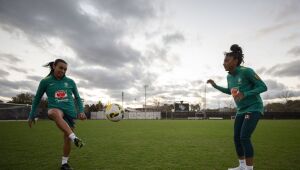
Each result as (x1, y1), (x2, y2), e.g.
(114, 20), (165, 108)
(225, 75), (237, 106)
(207, 79), (231, 95)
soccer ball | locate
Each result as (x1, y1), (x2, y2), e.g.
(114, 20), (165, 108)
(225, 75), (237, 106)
(105, 103), (124, 122)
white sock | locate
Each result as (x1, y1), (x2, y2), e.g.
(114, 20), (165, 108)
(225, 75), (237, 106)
(246, 166), (253, 170)
(239, 159), (246, 167)
(68, 133), (76, 142)
(62, 156), (68, 165)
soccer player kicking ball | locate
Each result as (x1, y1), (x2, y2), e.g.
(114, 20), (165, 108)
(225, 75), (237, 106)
(207, 44), (267, 170)
(28, 59), (86, 170)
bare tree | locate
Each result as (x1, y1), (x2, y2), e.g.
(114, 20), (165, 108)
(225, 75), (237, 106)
(280, 90), (294, 104)
(278, 90), (294, 112)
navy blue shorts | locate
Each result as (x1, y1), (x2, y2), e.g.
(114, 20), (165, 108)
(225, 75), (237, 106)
(62, 113), (75, 128)
(48, 109), (76, 128)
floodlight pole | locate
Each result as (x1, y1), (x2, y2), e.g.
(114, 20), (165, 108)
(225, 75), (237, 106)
(204, 83), (207, 119)
(204, 84), (206, 111)
(144, 85), (148, 113)
(122, 91), (124, 108)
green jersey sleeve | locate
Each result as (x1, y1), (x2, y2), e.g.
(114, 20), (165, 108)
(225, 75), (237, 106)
(243, 68), (268, 97)
(71, 80), (84, 113)
(212, 83), (231, 95)
(29, 79), (47, 119)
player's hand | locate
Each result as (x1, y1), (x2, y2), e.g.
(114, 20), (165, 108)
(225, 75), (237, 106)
(78, 112), (87, 120)
(28, 118), (36, 128)
(207, 79), (216, 86)
(231, 88), (244, 101)
(234, 92), (244, 101)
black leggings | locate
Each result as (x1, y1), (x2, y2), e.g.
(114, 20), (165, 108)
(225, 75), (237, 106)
(234, 112), (261, 158)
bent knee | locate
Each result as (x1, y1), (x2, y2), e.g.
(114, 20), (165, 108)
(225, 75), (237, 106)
(240, 136), (251, 143)
(48, 109), (63, 119)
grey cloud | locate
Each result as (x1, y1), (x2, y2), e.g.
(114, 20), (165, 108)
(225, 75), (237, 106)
(88, 0), (156, 20)
(8, 66), (28, 74)
(0, 0), (186, 104)
(261, 79), (298, 100)
(264, 79), (287, 90)
(287, 46), (300, 57)
(71, 65), (147, 90)
(191, 80), (204, 86)
(162, 32), (185, 45)
(142, 80), (215, 104)
(0, 0), (169, 81)
(0, 24), (16, 34)
(0, 88), (17, 99)
(0, 53), (22, 63)
(0, 78), (35, 90)
(263, 89), (300, 100)
(0, 69), (9, 77)
(0, 0), (156, 68)
(257, 20), (300, 36)
(256, 67), (267, 75)
(291, 90), (300, 97)
(213, 76), (225, 82)
(206, 85), (220, 93)
(0, 53), (27, 75)
(281, 32), (300, 42)
(266, 60), (300, 77)
(276, 0), (300, 21)
(27, 75), (44, 82)
(0, 78), (37, 98)
(143, 44), (181, 72)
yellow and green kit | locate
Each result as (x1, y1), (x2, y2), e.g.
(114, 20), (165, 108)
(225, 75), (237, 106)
(29, 74), (84, 120)
(212, 66), (268, 158)
(212, 66), (268, 115)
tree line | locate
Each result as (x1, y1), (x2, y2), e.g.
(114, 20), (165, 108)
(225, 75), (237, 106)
(3, 92), (300, 113)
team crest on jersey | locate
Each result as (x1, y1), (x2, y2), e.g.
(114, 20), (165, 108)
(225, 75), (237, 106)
(55, 90), (67, 99)
(64, 82), (69, 87)
(238, 77), (242, 84)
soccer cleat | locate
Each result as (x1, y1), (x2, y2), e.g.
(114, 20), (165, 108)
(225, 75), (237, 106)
(228, 166), (246, 170)
(74, 137), (84, 148)
(61, 163), (73, 170)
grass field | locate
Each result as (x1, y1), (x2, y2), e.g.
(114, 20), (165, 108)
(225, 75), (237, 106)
(0, 120), (299, 170)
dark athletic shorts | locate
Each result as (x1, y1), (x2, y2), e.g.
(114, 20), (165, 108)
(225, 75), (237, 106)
(48, 108), (76, 128)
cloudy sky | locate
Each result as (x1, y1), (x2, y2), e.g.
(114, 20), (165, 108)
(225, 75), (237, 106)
(0, 0), (299, 109)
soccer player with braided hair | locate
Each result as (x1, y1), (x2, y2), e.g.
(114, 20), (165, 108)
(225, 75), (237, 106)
(207, 44), (267, 170)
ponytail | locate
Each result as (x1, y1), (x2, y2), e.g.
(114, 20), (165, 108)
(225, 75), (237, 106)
(44, 59), (67, 77)
(44, 61), (55, 77)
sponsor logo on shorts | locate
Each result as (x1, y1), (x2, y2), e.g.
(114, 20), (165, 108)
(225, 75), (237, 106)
(245, 114), (250, 119)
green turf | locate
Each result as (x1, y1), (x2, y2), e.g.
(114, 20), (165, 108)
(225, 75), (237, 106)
(0, 120), (299, 170)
